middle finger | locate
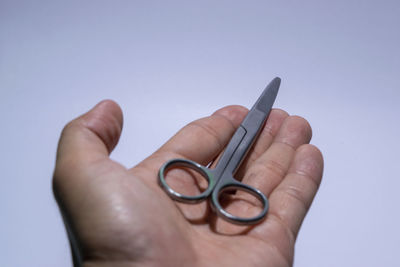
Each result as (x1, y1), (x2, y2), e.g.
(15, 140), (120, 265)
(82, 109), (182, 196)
(241, 115), (312, 197)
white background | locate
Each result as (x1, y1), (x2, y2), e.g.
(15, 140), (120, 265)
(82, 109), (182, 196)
(1, 1), (399, 266)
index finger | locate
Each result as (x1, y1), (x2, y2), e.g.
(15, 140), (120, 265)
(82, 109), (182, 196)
(134, 105), (248, 172)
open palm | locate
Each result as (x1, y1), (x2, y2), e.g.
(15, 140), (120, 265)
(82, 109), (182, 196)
(53, 100), (323, 267)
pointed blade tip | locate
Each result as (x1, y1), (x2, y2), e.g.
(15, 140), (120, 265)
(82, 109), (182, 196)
(253, 77), (281, 113)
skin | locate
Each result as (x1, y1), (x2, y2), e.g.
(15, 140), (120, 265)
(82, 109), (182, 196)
(53, 100), (324, 267)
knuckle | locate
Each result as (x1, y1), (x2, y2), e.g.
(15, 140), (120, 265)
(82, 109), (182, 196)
(277, 185), (309, 212)
(261, 158), (287, 178)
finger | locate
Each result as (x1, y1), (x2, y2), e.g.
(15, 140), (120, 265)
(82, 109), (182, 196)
(53, 100), (123, 194)
(212, 116), (312, 233)
(56, 100), (123, 160)
(249, 144), (323, 257)
(241, 116), (312, 196)
(235, 109), (289, 179)
(161, 105), (248, 163)
(267, 144), (323, 236)
(135, 105), (248, 172)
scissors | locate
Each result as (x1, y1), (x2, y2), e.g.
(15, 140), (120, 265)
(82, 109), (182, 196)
(158, 77), (280, 225)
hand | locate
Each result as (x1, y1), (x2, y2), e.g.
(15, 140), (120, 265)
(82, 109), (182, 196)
(53, 100), (323, 267)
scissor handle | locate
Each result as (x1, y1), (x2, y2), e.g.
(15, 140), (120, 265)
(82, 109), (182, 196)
(211, 181), (269, 225)
(158, 159), (216, 204)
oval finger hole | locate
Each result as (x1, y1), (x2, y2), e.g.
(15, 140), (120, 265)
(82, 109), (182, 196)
(159, 159), (214, 203)
(217, 186), (265, 220)
(163, 166), (209, 197)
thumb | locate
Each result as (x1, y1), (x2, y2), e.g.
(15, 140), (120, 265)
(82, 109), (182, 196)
(53, 100), (123, 198)
(53, 100), (123, 263)
(56, 100), (123, 166)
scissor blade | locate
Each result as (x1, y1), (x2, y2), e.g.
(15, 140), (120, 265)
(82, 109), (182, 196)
(213, 77), (281, 177)
(252, 77), (280, 114)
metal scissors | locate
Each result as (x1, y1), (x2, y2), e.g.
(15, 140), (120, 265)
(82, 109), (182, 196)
(158, 77), (280, 225)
